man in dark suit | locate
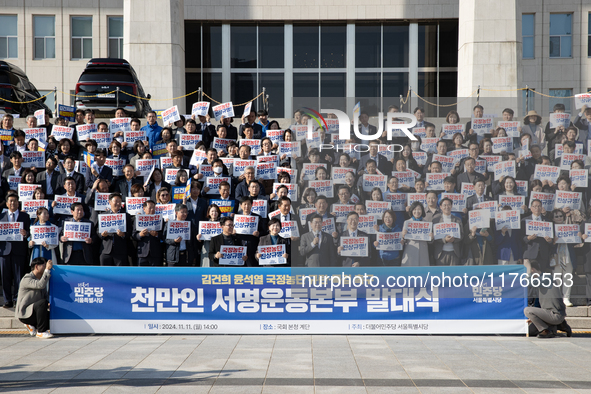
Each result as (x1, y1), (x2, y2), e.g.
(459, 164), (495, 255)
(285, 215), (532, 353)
(196, 115), (216, 148)
(432, 198), (464, 266)
(0, 192), (31, 308)
(164, 204), (197, 266)
(466, 179), (492, 211)
(2, 151), (24, 179)
(115, 164), (143, 198)
(239, 110), (264, 139)
(36, 156), (59, 200)
(455, 157), (485, 193)
(357, 140), (392, 175)
(209, 216), (249, 267)
(352, 110), (378, 139)
(234, 196), (265, 266)
(60, 202), (95, 265)
(85, 149), (114, 190)
(299, 214), (338, 267)
(574, 105), (591, 143)
(522, 199), (553, 274)
(164, 140), (191, 168)
(336, 212), (371, 267)
(56, 156), (85, 195)
(305, 195), (339, 239)
(133, 200), (164, 267)
(185, 181), (208, 265)
(91, 192), (132, 266)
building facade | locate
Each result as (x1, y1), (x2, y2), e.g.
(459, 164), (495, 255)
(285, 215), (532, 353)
(0, 0), (590, 118)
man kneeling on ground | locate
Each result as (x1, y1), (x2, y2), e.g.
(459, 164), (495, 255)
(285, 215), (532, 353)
(15, 257), (54, 339)
(524, 273), (572, 338)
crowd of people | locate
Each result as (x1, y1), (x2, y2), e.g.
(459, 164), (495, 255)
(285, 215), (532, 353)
(1, 102), (591, 326)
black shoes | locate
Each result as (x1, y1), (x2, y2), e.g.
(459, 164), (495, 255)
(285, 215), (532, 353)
(2, 302), (14, 308)
(557, 321), (572, 337)
(537, 329), (555, 338)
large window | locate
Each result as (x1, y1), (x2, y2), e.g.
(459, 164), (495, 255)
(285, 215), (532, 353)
(522, 14), (535, 59)
(0, 15), (17, 59)
(550, 14), (572, 58)
(71, 16), (92, 60)
(185, 21), (457, 118)
(34, 16), (55, 59)
(108, 16), (123, 59)
(549, 89), (572, 113)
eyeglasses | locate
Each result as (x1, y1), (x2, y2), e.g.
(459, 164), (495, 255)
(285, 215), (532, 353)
(224, 223), (234, 227)
(160, 193), (169, 197)
(554, 215), (564, 219)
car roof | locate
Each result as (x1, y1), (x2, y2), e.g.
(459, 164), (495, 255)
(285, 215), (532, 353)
(0, 61), (28, 79)
(85, 58), (131, 68)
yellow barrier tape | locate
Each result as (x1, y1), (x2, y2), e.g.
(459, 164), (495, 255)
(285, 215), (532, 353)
(0, 90), (54, 104)
(412, 89), (479, 107)
(400, 89), (410, 105)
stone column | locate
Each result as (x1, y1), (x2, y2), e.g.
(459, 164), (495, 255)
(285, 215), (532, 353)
(457, 0), (522, 117)
(123, 0), (186, 113)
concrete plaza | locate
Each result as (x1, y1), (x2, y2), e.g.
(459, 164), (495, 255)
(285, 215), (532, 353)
(1, 334), (591, 393)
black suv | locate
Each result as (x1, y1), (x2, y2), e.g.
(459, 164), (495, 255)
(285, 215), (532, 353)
(0, 61), (53, 118)
(75, 58), (151, 118)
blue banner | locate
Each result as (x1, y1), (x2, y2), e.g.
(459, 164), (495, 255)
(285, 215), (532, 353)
(58, 104), (75, 122)
(50, 265), (528, 334)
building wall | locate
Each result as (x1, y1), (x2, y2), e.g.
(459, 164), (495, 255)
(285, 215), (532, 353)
(0, 0), (123, 113)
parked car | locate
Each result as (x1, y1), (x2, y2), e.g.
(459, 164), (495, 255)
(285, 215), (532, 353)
(0, 61), (53, 118)
(75, 58), (151, 118)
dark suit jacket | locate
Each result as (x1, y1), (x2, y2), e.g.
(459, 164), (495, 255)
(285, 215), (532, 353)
(147, 181), (172, 201)
(521, 215), (552, 271)
(239, 122), (264, 139)
(91, 209), (132, 255)
(257, 234), (291, 266)
(56, 171), (85, 195)
(357, 153), (392, 176)
(0, 210), (30, 256)
(164, 220), (197, 264)
(60, 218), (96, 264)
(351, 123), (378, 139)
(209, 233), (247, 267)
(133, 226), (164, 260)
(455, 171), (485, 195)
(114, 177), (143, 198)
(466, 194), (492, 211)
(338, 229), (371, 267)
(86, 165), (114, 189)
(298, 230), (338, 267)
(196, 123), (216, 147)
(36, 170), (60, 199)
(432, 215), (463, 260)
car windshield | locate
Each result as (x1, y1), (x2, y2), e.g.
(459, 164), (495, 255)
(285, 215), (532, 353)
(78, 70), (134, 83)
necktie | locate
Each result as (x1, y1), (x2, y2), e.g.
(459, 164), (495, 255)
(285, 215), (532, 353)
(10, 213), (14, 222)
(479, 196), (483, 203)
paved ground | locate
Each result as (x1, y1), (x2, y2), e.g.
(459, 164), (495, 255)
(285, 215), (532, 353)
(1, 334), (591, 393)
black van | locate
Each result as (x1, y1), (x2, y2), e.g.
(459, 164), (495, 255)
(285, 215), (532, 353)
(75, 58), (152, 117)
(0, 61), (53, 118)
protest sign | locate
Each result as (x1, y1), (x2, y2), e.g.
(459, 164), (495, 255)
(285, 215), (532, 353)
(492, 137), (513, 153)
(212, 137), (231, 152)
(105, 159), (125, 177)
(93, 193), (110, 212)
(302, 163), (327, 181)
(560, 153), (584, 170)
(198, 221), (222, 240)
(403, 221), (432, 241)
(309, 180), (333, 198)
(135, 159), (158, 178)
(152, 143), (168, 158)
(460, 183), (475, 197)
(413, 151), (428, 166)
(332, 204), (355, 223)
(376, 232), (403, 251)
(89, 132), (112, 149)
(250, 200), (267, 218)
(440, 193), (466, 212)
(569, 169), (588, 188)
(365, 201), (390, 219)
(331, 167), (351, 184)
(166, 220), (190, 241)
(479, 155), (502, 172)
(385, 193), (407, 211)
(278, 141), (301, 157)
(52, 126), (74, 141)
(212, 102), (235, 121)
(256, 161), (277, 181)
(554, 191), (581, 210)
(549, 113), (571, 129)
(109, 118), (131, 134)
(155, 203), (176, 221)
(266, 129), (285, 143)
(219, 245), (246, 265)
(471, 118), (494, 135)
(426, 173), (449, 190)
(191, 101), (210, 117)
(34, 109), (45, 126)
(498, 195), (526, 214)
(76, 124), (96, 141)
(356, 214), (376, 235)
(441, 123), (465, 139)
(22, 151), (45, 168)
(23, 127), (47, 143)
(555, 224), (581, 244)
(495, 210), (521, 230)
(362, 174), (387, 193)
(205, 176), (231, 195)
(448, 149), (469, 162)
(30, 225), (58, 245)
(497, 121), (521, 138)
(98, 213), (126, 233)
(392, 171), (415, 188)
(233, 215), (259, 235)
(124, 130), (146, 144)
(407, 193), (427, 207)
(529, 192), (555, 212)
(126, 197), (148, 215)
(162, 106), (181, 125)
(240, 139), (261, 155)
(0, 222), (23, 241)
(533, 165), (560, 183)
(420, 138), (439, 154)
(58, 104), (75, 122)
(63, 222), (91, 241)
(468, 209), (491, 229)
(493, 160), (516, 181)
(340, 237), (369, 257)
(21, 200), (49, 218)
(525, 220), (553, 238)
(257, 245), (286, 265)
(18, 184), (40, 201)
(278, 221), (300, 238)
(433, 222), (461, 240)
(432, 154), (457, 173)
(135, 214), (163, 231)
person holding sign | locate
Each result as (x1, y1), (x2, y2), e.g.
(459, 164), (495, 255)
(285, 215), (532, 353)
(164, 204), (195, 267)
(372, 210), (402, 266)
(432, 198), (463, 266)
(0, 192), (31, 308)
(27, 207), (58, 263)
(522, 110), (545, 150)
(573, 105), (591, 144)
(239, 109), (263, 139)
(551, 209), (578, 307)
(57, 156), (85, 195)
(196, 204), (222, 267)
(523, 199), (553, 277)
(209, 217), (248, 267)
(336, 211), (370, 267)
(233, 197), (264, 266)
(92, 193), (132, 266)
(133, 200), (164, 267)
(401, 201), (432, 266)
(140, 111), (162, 151)
(85, 149), (113, 189)
(495, 206), (523, 265)
(60, 203), (95, 265)
(256, 218), (290, 266)
(299, 214), (338, 267)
